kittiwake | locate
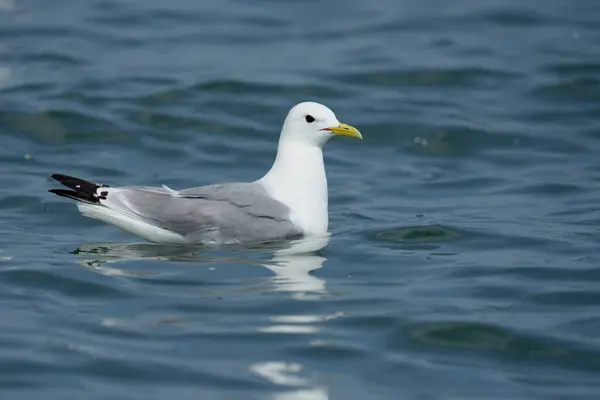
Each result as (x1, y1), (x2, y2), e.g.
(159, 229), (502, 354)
(48, 101), (362, 245)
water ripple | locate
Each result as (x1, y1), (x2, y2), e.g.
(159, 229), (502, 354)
(1, 0), (599, 398)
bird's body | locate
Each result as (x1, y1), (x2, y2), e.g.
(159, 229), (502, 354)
(48, 102), (362, 245)
(70, 181), (302, 245)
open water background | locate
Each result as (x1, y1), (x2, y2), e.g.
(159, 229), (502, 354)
(1, 0), (600, 398)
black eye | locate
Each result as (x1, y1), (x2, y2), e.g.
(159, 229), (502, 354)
(305, 115), (315, 123)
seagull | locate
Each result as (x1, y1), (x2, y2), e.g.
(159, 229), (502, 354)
(48, 102), (362, 245)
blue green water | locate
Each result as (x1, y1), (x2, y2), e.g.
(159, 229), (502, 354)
(1, 0), (600, 398)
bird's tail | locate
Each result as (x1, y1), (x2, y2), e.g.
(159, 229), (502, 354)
(48, 173), (109, 205)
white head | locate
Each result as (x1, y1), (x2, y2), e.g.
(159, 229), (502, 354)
(279, 102), (362, 147)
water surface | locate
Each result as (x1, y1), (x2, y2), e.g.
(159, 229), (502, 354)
(1, 0), (600, 398)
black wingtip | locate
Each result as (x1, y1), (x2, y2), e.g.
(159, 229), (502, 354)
(50, 173), (89, 184)
(48, 173), (110, 205)
(48, 188), (100, 204)
(50, 173), (108, 190)
(51, 173), (67, 181)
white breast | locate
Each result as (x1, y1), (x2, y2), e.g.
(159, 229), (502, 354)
(258, 142), (329, 237)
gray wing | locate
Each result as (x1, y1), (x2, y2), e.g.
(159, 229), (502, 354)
(107, 182), (302, 244)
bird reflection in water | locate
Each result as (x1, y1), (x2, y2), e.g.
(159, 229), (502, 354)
(72, 235), (334, 399)
(72, 234), (330, 298)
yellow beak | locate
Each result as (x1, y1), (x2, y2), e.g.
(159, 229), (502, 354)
(326, 122), (362, 139)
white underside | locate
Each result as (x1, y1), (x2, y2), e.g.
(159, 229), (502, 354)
(77, 203), (186, 244)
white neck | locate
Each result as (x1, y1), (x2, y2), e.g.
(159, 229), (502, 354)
(258, 140), (328, 236)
